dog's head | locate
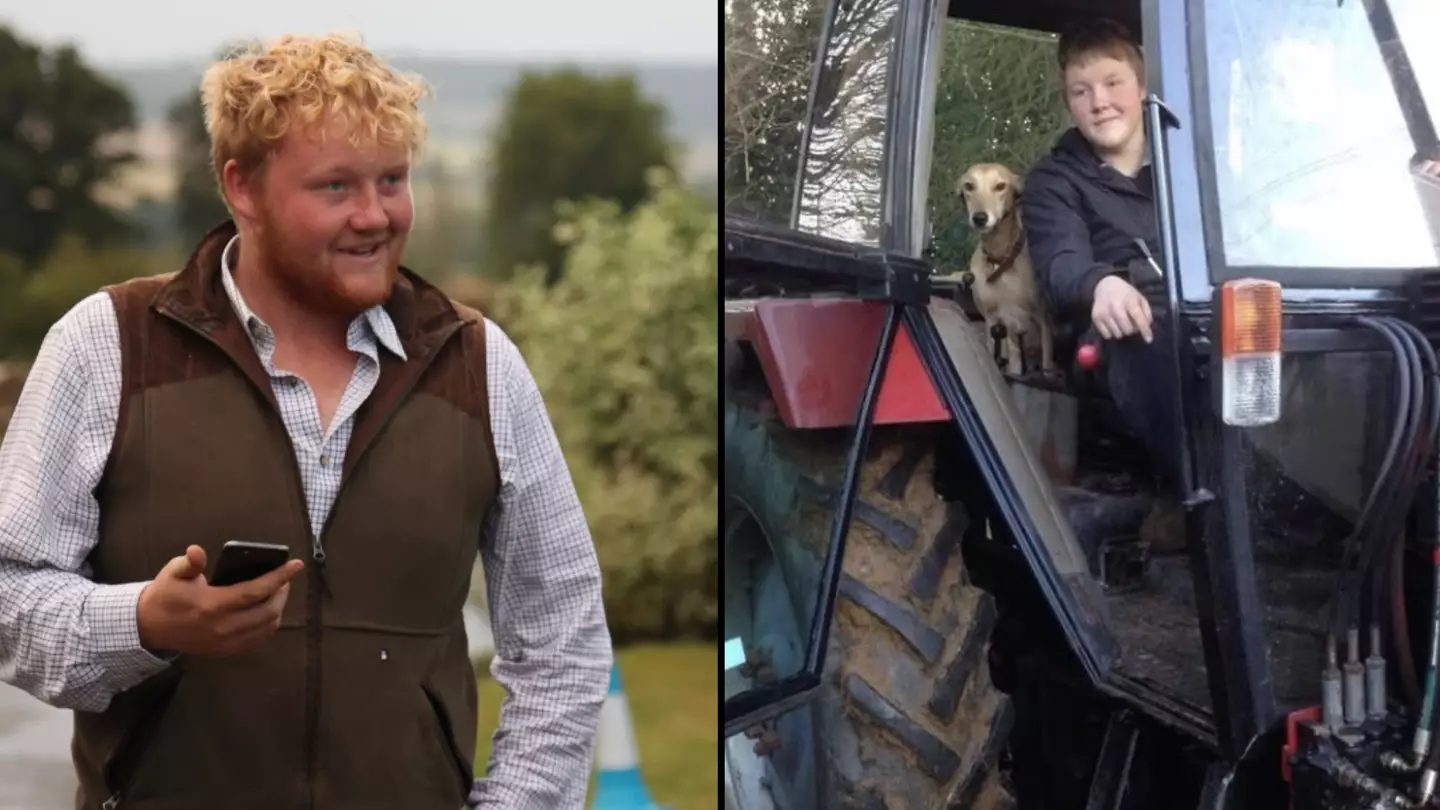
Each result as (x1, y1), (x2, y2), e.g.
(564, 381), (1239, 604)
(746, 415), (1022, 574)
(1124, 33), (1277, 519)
(956, 163), (1023, 234)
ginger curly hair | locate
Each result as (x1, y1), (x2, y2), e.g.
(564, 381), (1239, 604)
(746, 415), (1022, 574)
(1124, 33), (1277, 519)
(200, 33), (432, 180)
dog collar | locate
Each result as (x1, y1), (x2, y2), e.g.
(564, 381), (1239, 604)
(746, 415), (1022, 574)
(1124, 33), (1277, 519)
(982, 233), (1026, 283)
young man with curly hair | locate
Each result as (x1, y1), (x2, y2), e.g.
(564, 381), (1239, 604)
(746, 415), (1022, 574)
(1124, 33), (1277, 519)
(0, 34), (611, 809)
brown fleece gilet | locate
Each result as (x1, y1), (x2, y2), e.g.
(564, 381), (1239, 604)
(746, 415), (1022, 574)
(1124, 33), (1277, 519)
(70, 221), (497, 810)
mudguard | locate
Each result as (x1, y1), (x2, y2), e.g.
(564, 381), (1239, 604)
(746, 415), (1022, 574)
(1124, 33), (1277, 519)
(725, 297), (948, 429)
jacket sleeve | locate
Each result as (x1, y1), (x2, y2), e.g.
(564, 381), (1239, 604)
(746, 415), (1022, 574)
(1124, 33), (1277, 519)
(1021, 167), (1122, 315)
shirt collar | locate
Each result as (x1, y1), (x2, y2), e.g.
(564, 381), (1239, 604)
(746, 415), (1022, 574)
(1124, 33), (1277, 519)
(218, 234), (407, 361)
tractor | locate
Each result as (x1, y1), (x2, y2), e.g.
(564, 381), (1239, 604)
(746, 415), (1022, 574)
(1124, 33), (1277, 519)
(723, 0), (1440, 808)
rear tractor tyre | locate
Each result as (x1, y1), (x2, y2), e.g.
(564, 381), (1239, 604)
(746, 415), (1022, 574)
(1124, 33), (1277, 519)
(725, 400), (1014, 810)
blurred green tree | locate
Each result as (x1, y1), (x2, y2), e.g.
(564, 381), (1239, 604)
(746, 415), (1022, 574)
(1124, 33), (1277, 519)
(490, 170), (717, 641)
(480, 69), (673, 282)
(167, 88), (229, 247)
(0, 26), (139, 269)
(167, 43), (247, 248)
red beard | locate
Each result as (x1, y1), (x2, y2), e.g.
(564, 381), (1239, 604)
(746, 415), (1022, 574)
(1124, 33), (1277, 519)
(248, 211), (402, 319)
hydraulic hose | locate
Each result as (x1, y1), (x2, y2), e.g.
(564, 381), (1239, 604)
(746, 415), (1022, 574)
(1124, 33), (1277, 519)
(1325, 317), (1440, 787)
(1331, 316), (1415, 637)
(1358, 320), (1423, 592)
(1378, 320), (1437, 544)
(1348, 317), (1412, 593)
(1358, 319), (1428, 727)
(1388, 319), (1440, 718)
(1334, 317), (1440, 779)
(1382, 320), (1440, 773)
(1382, 318), (1440, 703)
(1367, 321), (1431, 620)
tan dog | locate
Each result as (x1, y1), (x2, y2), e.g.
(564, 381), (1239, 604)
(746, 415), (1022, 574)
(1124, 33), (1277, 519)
(956, 162), (1054, 375)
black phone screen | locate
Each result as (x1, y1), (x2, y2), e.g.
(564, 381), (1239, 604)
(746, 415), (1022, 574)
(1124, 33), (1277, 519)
(210, 541), (291, 587)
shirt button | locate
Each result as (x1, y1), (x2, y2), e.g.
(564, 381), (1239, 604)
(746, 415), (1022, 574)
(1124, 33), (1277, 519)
(320, 454), (331, 468)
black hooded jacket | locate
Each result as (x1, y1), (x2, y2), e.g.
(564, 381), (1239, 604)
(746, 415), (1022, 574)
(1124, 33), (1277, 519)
(1021, 127), (1161, 320)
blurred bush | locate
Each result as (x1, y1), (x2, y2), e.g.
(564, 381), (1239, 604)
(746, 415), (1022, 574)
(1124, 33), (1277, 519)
(0, 237), (176, 360)
(487, 169), (717, 642)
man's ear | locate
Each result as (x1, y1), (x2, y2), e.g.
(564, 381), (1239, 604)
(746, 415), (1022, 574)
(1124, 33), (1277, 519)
(220, 159), (260, 222)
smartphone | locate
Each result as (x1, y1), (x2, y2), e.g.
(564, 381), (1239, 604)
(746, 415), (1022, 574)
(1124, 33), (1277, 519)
(209, 541), (292, 587)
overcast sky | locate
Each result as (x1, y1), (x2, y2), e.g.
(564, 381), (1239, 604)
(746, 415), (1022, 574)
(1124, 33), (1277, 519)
(0, 0), (718, 65)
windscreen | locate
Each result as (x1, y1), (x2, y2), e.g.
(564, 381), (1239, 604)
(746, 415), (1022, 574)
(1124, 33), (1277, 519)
(1201, 0), (1440, 271)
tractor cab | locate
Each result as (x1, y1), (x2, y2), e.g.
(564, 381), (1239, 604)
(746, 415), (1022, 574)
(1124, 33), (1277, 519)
(725, 0), (1440, 806)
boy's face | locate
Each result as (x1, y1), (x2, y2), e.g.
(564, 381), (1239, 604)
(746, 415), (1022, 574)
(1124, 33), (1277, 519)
(1063, 53), (1145, 156)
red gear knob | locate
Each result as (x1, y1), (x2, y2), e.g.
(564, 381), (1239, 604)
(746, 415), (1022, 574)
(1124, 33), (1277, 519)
(1076, 343), (1100, 371)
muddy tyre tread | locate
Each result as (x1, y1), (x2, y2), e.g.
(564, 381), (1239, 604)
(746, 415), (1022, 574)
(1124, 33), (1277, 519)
(726, 401), (1014, 810)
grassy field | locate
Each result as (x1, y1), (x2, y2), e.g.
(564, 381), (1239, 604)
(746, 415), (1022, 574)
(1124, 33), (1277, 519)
(474, 642), (717, 810)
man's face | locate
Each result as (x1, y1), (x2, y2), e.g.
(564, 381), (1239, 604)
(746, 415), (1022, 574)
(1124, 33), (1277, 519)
(233, 120), (414, 317)
(1063, 54), (1145, 155)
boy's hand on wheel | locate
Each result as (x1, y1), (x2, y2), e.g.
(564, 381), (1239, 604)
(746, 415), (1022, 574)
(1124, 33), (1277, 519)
(1091, 275), (1153, 343)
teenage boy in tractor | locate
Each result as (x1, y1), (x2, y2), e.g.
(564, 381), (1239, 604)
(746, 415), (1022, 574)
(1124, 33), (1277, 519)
(1021, 19), (1183, 542)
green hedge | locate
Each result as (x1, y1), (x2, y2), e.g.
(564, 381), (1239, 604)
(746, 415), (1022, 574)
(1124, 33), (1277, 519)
(0, 237), (179, 362)
(0, 238), (176, 437)
(490, 170), (718, 643)
(927, 21), (1069, 274)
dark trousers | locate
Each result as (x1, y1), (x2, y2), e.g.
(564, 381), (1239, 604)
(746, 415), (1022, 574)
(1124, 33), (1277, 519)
(1102, 319), (1184, 492)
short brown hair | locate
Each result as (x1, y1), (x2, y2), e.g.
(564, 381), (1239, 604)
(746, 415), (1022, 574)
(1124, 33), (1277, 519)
(1057, 19), (1144, 76)
(200, 33), (432, 181)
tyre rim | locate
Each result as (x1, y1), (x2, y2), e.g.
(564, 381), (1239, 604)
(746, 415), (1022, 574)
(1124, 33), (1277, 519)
(723, 494), (815, 810)
(723, 495), (804, 696)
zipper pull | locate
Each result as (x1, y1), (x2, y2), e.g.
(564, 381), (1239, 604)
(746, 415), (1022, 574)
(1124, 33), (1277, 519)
(311, 540), (332, 598)
(102, 794), (121, 809)
(1133, 237), (1165, 279)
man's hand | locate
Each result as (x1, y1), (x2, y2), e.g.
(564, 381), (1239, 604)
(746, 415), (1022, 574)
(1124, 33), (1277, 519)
(136, 545), (304, 657)
(1091, 275), (1154, 343)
